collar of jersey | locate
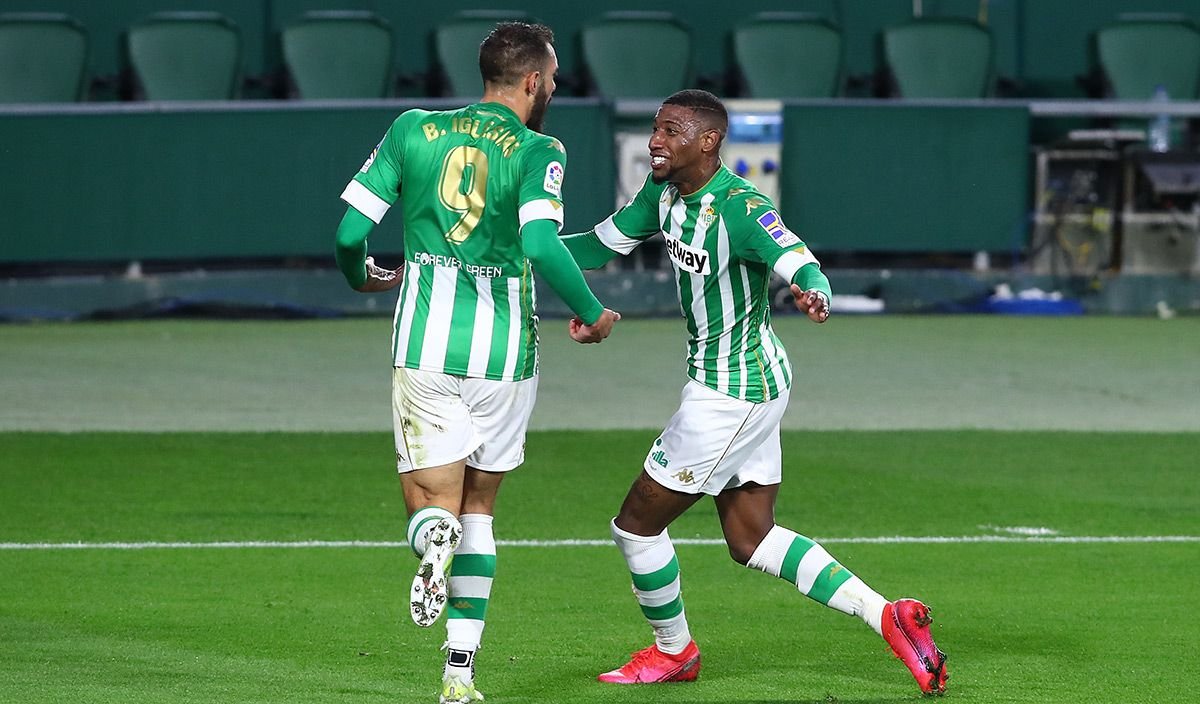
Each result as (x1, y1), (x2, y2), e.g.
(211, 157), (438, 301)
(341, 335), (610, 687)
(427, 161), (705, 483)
(678, 163), (735, 204)
(472, 101), (522, 125)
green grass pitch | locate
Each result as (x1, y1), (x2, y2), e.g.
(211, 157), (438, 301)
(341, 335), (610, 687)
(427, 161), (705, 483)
(2, 430), (1197, 703)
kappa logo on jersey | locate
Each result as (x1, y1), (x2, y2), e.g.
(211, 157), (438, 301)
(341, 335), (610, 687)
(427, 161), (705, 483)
(543, 161), (564, 197)
(757, 210), (801, 248)
(359, 141), (382, 173)
(664, 235), (711, 275)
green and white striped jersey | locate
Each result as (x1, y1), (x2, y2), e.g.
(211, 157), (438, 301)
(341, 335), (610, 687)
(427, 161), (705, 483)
(341, 102), (566, 381)
(596, 166), (820, 402)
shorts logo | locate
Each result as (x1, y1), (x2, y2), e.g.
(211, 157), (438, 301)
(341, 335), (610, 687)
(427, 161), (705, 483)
(652, 449), (669, 468)
(664, 235), (711, 275)
(672, 469), (695, 484)
(757, 210), (801, 248)
(543, 161), (564, 197)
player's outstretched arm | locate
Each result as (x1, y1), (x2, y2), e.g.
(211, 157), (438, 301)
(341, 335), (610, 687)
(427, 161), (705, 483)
(790, 263), (832, 323)
(560, 230), (618, 270)
(334, 207), (402, 292)
(522, 219), (608, 317)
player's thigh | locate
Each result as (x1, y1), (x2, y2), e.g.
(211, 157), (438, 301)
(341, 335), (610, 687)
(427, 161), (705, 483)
(460, 374), (538, 474)
(392, 368), (483, 473)
(646, 382), (787, 495)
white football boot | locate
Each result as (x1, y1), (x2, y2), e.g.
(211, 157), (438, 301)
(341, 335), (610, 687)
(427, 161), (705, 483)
(410, 516), (462, 627)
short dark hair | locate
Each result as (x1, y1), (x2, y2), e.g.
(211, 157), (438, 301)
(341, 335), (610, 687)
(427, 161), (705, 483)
(663, 89), (729, 136)
(479, 22), (555, 87)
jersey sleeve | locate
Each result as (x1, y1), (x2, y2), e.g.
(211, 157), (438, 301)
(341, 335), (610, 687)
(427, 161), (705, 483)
(729, 195), (820, 282)
(516, 135), (567, 233)
(340, 110), (421, 224)
(593, 173), (665, 255)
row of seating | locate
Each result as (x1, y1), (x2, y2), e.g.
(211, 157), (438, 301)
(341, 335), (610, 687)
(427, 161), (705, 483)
(3, 10), (1199, 103)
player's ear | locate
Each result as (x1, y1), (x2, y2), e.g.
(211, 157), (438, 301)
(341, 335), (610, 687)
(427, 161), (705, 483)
(525, 71), (540, 98)
(702, 129), (721, 154)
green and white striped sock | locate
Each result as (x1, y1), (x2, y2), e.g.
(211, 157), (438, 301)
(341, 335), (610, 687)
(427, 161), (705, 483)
(405, 505), (455, 557)
(747, 525), (887, 635)
(445, 513), (496, 656)
(611, 519), (692, 655)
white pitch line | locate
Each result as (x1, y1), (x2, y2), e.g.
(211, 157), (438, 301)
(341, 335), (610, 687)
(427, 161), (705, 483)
(0, 535), (1198, 551)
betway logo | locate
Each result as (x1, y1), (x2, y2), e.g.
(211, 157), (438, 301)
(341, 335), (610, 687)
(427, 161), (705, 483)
(664, 235), (710, 275)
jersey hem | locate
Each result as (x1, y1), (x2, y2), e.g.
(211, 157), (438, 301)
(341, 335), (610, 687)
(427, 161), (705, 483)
(684, 368), (784, 403)
(392, 360), (538, 383)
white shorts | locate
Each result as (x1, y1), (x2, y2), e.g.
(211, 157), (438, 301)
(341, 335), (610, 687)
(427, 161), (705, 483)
(392, 367), (538, 473)
(645, 381), (789, 495)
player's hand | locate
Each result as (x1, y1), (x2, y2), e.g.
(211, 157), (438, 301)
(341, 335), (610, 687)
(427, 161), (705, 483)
(356, 257), (403, 292)
(569, 308), (621, 343)
(790, 284), (830, 323)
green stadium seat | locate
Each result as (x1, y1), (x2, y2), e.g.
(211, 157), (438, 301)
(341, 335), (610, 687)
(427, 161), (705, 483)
(435, 10), (530, 98)
(126, 12), (240, 100)
(733, 12), (842, 98)
(282, 11), (393, 99)
(1095, 20), (1200, 99)
(581, 11), (691, 99)
(0, 13), (88, 103)
(882, 18), (992, 98)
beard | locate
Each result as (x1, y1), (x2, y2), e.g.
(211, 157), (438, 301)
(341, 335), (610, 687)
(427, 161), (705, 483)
(525, 83), (551, 132)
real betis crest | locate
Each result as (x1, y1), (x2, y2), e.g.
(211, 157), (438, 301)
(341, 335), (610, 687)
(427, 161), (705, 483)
(701, 206), (717, 228)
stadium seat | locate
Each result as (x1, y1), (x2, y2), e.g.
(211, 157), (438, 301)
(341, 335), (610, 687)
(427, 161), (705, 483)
(1095, 20), (1200, 99)
(435, 10), (530, 97)
(581, 11), (691, 99)
(0, 13), (88, 103)
(882, 18), (992, 98)
(733, 12), (842, 98)
(282, 11), (393, 99)
(126, 12), (240, 100)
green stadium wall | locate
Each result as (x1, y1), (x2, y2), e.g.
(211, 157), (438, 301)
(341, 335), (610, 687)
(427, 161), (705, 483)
(780, 103), (1030, 252)
(0, 100), (1033, 261)
(0, 100), (614, 262)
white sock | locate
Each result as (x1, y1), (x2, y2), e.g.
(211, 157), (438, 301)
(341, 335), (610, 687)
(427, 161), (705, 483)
(747, 524), (889, 636)
(611, 519), (692, 655)
(405, 506), (456, 557)
(445, 513), (496, 656)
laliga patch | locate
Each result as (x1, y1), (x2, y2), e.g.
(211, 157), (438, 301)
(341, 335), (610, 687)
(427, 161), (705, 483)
(359, 141), (381, 173)
(543, 161), (564, 197)
(757, 210), (801, 248)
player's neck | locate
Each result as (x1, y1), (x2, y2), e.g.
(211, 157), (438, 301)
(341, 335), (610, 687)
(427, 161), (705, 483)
(480, 87), (530, 125)
(673, 161), (722, 198)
